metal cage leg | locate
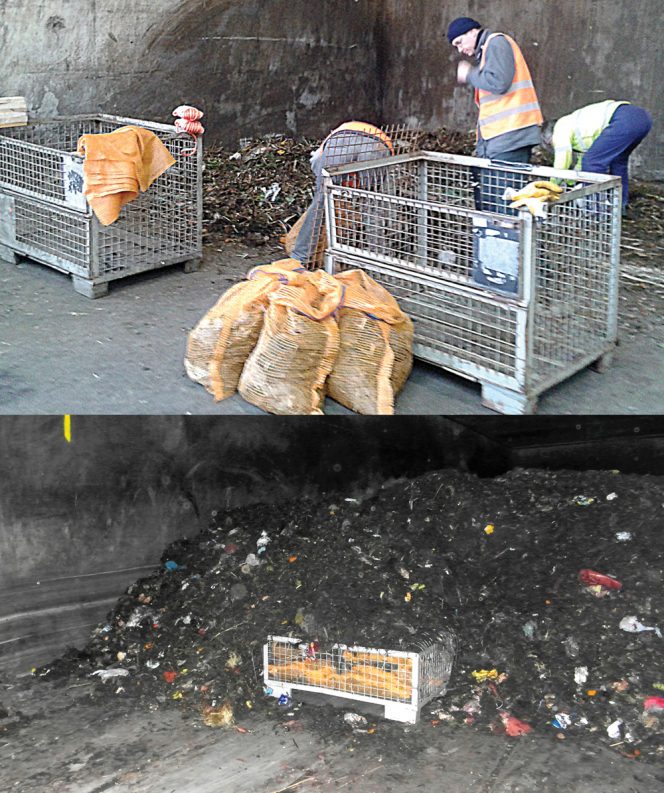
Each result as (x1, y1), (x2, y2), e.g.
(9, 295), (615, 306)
(0, 243), (21, 264)
(481, 382), (537, 415)
(72, 275), (109, 299)
(591, 350), (614, 373)
(182, 256), (203, 273)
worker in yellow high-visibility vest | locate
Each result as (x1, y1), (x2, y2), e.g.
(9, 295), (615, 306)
(291, 122), (393, 265)
(541, 101), (652, 215)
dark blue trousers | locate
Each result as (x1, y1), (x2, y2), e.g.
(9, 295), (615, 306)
(474, 146), (534, 214)
(582, 105), (652, 206)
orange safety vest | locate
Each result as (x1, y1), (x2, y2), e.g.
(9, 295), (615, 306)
(475, 33), (543, 140)
(318, 121), (394, 155)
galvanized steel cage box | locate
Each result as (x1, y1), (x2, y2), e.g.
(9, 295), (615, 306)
(322, 152), (621, 414)
(264, 633), (456, 724)
(0, 114), (202, 298)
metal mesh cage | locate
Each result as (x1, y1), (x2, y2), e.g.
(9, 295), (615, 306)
(323, 152), (621, 413)
(333, 254), (522, 383)
(0, 114), (202, 297)
(264, 633), (455, 724)
(292, 124), (420, 269)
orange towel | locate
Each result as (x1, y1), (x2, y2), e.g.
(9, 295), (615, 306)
(76, 126), (176, 225)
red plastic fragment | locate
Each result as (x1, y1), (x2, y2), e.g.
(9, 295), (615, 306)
(163, 670), (177, 684)
(499, 711), (533, 736)
(643, 696), (664, 712)
(578, 569), (622, 590)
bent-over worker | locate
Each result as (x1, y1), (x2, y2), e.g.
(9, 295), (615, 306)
(541, 100), (652, 213)
(291, 121), (393, 265)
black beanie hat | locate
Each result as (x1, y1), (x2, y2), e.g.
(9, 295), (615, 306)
(447, 17), (481, 44)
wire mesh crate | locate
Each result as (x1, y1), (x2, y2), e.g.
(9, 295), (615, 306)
(263, 633), (455, 724)
(0, 114), (202, 297)
(322, 152), (621, 414)
(292, 124), (420, 269)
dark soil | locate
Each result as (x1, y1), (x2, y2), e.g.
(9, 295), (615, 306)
(31, 468), (664, 763)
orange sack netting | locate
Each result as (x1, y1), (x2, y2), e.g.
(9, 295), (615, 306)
(238, 271), (343, 415)
(281, 207), (328, 268)
(184, 259), (304, 401)
(327, 270), (413, 415)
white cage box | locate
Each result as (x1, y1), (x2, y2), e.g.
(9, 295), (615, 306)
(0, 114), (202, 298)
(263, 633), (456, 724)
(322, 152), (622, 414)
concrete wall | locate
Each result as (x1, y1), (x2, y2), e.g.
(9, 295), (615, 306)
(1, 0), (660, 177)
(0, 415), (503, 672)
(0, 0), (381, 142)
(380, 0), (663, 179)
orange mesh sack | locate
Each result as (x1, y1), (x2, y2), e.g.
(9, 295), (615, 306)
(184, 259), (304, 400)
(282, 209), (307, 256)
(327, 269), (413, 415)
(282, 207), (327, 269)
(238, 271), (343, 414)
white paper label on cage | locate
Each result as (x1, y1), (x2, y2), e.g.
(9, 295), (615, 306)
(62, 156), (87, 211)
(477, 236), (519, 278)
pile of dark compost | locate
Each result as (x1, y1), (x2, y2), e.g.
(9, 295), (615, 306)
(36, 468), (664, 760)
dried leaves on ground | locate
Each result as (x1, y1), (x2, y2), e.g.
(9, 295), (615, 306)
(202, 131), (663, 276)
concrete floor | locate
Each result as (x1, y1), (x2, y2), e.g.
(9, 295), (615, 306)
(2, 243), (664, 415)
(2, 676), (663, 793)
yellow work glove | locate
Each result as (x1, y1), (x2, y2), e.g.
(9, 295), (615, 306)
(509, 196), (549, 218)
(505, 181), (563, 216)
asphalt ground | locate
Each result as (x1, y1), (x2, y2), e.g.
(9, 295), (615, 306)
(1, 241), (663, 415)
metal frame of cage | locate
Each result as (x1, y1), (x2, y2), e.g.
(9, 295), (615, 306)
(0, 114), (203, 298)
(294, 124), (421, 269)
(263, 634), (455, 724)
(321, 151), (622, 414)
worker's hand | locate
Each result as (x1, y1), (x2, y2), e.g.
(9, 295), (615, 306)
(457, 61), (472, 84)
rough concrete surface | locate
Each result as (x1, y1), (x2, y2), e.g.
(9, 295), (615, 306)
(381, 0), (664, 179)
(1, 242), (663, 415)
(0, 0), (381, 145)
(0, 0), (661, 176)
(1, 678), (663, 793)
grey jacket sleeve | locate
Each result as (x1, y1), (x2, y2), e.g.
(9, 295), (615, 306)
(467, 35), (515, 94)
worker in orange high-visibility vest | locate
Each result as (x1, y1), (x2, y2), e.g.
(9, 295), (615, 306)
(291, 121), (393, 265)
(447, 17), (543, 212)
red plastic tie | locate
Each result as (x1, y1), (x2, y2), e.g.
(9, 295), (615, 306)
(578, 569), (622, 590)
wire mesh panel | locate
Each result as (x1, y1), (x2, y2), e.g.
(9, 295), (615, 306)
(531, 194), (617, 385)
(332, 254), (523, 388)
(324, 152), (620, 413)
(13, 195), (90, 277)
(292, 125), (420, 269)
(264, 634), (455, 724)
(0, 114), (202, 296)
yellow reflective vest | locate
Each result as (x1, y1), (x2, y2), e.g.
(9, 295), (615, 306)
(552, 100), (630, 171)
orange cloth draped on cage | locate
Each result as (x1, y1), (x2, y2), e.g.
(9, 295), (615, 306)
(76, 126), (176, 225)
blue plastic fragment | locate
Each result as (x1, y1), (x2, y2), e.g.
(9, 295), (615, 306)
(164, 560), (179, 571)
